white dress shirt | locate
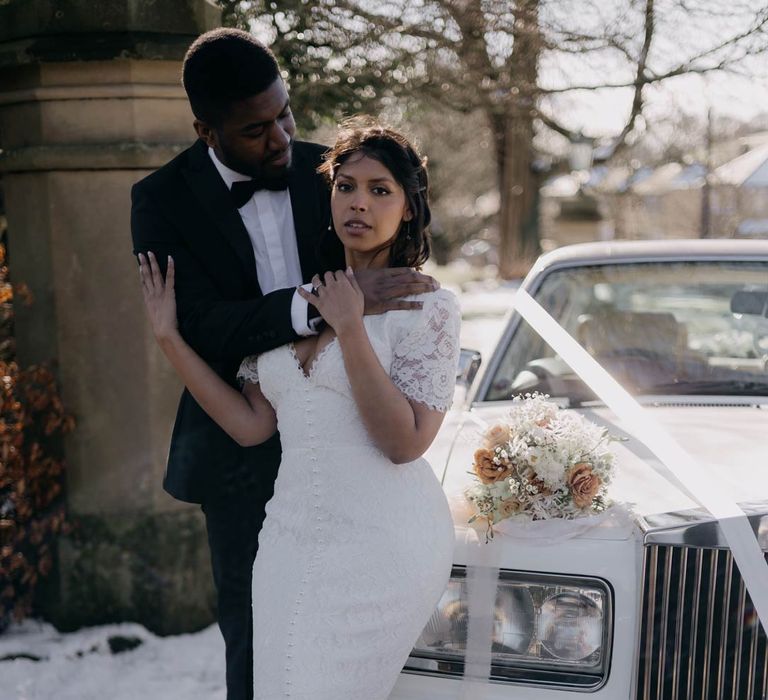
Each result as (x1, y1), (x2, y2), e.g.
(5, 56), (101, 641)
(208, 147), (315, 335)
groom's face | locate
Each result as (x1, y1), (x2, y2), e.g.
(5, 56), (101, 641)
(196, 78), (296, 179)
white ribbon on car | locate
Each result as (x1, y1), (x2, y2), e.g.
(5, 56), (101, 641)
(459, 288), (768, 691)
(457, 529), (503, 699)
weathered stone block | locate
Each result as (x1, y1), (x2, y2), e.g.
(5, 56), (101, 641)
(36, 509), (215, 635)
(0, 0), (221, 64)
(0, 0), (222, 633)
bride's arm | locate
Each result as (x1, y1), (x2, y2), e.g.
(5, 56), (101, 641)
(298, 270), (450, 464)
(339, 325), (446, 464)
(139, 252), (276, 447)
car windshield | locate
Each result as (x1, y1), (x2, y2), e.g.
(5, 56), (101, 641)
(484, 260), (768, 403)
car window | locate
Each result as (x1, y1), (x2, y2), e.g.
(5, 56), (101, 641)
(484, 261), (768, 403)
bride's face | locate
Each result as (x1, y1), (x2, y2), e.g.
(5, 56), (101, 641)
(331, 153), (412, 265)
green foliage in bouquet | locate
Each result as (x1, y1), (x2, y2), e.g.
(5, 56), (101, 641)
(0, 242), (74, 632)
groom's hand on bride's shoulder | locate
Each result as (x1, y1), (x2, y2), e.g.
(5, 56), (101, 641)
(353, 268), (439, 315)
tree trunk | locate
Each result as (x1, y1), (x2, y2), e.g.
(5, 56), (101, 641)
(496, 0), (541, 280)
(496, 106), (539, 278)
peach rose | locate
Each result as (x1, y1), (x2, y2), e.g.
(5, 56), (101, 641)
(497, 498), (520, 519)
(472, 448), (512, 484)
(483, 424), (511, 450)
(567, 462), (602, 508)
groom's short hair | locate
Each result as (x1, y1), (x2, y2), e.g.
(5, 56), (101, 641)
(183, 28), (281, 125)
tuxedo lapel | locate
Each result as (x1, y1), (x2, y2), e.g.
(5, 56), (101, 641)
(181, 141), (260, 287)
(288, 144), (326, 282)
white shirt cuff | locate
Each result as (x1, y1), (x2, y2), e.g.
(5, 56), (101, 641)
(291, 285), (320, 336)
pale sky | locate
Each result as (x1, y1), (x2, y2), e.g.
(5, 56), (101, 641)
(548, 67), (768, 138)
(536, 0), (768, 137)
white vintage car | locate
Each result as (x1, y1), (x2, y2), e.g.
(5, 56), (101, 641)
(391, 239), (768, 700)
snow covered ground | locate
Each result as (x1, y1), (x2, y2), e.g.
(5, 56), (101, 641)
(0, 282), (516, 700)
(0, 620), (226, 700)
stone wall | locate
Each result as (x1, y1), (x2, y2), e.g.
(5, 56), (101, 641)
(0, 0), (220, 634)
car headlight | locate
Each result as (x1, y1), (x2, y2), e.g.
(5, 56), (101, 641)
(404, 567), (613, 691)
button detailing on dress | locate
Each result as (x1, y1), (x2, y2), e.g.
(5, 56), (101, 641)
(284, 388), (325, 698)
(250, 294), (461, 699)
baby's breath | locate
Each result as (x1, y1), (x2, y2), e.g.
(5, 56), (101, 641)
(465, 393), (618, 534)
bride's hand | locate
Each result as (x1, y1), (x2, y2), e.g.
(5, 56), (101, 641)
(297, 268), (364, 337)
(138, 251), (179, 342)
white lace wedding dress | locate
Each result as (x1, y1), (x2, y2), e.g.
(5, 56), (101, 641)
(236, 288), (460, 700)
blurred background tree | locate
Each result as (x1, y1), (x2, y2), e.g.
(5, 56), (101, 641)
(219, 0), (768, 277)
(219, 0), (397, 129)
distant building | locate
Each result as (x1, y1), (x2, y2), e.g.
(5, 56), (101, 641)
(539, 170), (610, 250)
(540, 136), (768, 246)
(712, 141), (768, 237)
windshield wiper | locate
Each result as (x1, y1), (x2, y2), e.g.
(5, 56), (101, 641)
(642, 379), (768, 396)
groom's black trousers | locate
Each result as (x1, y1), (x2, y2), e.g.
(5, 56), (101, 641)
(201, 448), (280, 700)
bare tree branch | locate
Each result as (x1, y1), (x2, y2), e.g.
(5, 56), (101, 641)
(648, 8), (768, 78)
(231, 0), (768, 273)
(610, 0), (654, 154)
(329, 0), (452, 45)
(534, 108), (577, 141)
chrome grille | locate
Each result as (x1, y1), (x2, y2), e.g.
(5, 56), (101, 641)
(636, 545), (768, 699)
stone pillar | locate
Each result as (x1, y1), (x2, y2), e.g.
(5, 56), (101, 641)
(0, 0), (220, 634)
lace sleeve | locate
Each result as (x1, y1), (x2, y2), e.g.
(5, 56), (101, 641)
(391, 290), (461, 412)
(237, 354), (260, 385)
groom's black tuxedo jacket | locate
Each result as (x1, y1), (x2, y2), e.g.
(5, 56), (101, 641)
(131, 139), (343, 504)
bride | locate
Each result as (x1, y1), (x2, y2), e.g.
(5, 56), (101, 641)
(139, 119), (460, 700)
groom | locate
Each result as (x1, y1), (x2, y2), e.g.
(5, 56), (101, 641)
(130, 28), (436, 700)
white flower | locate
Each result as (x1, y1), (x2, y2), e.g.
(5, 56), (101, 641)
(464, 393), (616, 526)
(532, 453), (566, 488)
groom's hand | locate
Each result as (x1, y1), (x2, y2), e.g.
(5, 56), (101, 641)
(353, 268), (439, 315)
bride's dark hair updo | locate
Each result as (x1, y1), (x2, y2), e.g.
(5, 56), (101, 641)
(318, 117), (432, 269)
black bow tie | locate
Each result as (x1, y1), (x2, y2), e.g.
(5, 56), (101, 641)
(230, 177), (289, 208)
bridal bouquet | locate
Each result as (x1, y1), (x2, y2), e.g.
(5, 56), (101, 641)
(464, 394), (618, 540)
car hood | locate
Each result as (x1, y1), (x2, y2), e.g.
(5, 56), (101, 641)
(436, 403), (768, 523)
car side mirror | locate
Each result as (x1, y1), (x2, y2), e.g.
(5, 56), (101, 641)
(457, 348), (482, 388)
(731, 290), (768, 317)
